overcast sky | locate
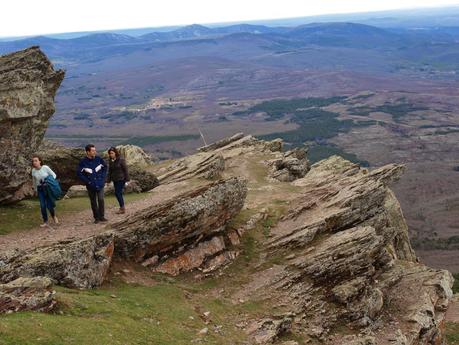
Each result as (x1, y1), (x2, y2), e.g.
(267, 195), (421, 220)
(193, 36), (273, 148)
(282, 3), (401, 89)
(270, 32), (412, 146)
(2, 0), (459, 37)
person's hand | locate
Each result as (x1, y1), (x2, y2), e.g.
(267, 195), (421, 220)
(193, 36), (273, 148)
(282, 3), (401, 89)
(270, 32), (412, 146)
(95, 164), (103, 172)
(83, 168), (93, 174)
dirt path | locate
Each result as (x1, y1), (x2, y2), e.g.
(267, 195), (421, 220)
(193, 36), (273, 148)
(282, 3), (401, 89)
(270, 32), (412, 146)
(446, 295), (459, 323)
(0, 181), (196, 252)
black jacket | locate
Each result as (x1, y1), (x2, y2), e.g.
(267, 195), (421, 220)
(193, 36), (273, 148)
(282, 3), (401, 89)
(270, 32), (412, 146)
(108, 157), (129, 182)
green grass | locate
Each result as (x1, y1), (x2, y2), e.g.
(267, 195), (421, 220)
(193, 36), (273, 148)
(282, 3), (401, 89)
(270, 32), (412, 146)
(0, 193), (149, 236)
(453, 274), (459, 294)
(0, 280), (247, 345)
(446, 322), (459, 344)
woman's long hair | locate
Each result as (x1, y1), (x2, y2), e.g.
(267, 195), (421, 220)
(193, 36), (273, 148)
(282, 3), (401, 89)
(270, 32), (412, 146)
(108, 147), (120, 158)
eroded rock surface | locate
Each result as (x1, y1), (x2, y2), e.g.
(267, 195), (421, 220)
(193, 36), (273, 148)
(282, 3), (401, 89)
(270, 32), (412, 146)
(112, 177), (247, 274)
(235, 155), (452, 344)
(0, 47), (64, 204)
(0, 276), (56, 313)
(0, 233), (115, 288)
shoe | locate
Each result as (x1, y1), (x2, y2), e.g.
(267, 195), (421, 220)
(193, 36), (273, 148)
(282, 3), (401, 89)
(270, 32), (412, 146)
(115, 207), (126, 214)
(94, 219), (100, 224)
(40, 223), (48, 228)
(100, 218), (108, 222)
(53, 216), (59, 225)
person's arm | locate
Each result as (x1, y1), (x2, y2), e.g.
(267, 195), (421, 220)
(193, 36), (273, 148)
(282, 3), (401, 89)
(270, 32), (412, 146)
(107, 162), (112, 183)
(32, 171), (38, 191)
(121, 158), (129, 181)
(100, 158), (108, 180)
(77, 160), (91, 185)
(44, 165), (57, 179)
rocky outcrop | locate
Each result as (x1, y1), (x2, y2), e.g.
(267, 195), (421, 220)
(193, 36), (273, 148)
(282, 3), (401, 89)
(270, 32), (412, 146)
(267, 146), (310, 182)
(198, 132), (245, 152)
(113, 144), (154, 166)
(0, 233), (115, 289)
(0, 276), (56, 313)
(37, 140), (159, 193)
(0, 177), (247, 289)
(236, 155), (452, 344)
(112, 177), (247, 274)
(157, 151), (225, 184)
(0, 47), (65, 204)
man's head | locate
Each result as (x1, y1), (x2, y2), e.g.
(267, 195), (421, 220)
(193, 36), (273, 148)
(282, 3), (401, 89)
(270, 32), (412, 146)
(85, 144), (96, 159)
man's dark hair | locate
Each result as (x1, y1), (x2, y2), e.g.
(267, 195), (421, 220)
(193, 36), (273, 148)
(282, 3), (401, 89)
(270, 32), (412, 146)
(85, 144), (95, 153)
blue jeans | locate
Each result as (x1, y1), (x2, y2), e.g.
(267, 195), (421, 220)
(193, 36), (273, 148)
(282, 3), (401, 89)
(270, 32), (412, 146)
(37, 186), (55, 222)
(113, 180), (125, 208)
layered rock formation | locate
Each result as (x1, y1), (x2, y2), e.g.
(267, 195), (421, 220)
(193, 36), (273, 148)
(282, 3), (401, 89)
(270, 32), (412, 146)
(112, 177), (247, 274)
(235, 156), (452, 344)
(0, 178), (247, 288)
(0, 47), (64, 204)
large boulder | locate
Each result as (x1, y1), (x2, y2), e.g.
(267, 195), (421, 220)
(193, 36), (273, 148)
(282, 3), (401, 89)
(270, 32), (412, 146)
(0, 233), (115, 289)
(37, 140), (159, 193)
(0, 47), (65, 204)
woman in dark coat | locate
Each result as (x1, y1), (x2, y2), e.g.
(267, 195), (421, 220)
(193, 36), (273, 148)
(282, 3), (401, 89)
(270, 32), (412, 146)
(107, 147), (129, 214)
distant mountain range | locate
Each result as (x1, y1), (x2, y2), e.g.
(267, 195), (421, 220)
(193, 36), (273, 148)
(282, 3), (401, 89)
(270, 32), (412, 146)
(2, 21), (459, 66)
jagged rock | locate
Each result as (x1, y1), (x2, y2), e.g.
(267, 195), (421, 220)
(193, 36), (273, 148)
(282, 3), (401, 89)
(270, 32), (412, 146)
(154, 236), (226, 276)
(197, 132), (245, 152)
(0, 276), (56, 313)
(246, 314), (293, 344)
(267, 147), (310, 182)
(64, 180), (142, 198)
(158, 152), (225, 184)
(0, 47), (64, 204)
(111, 178), (247, 273)
(37, 140), (159, 193)
(0, 233), (115, 288)
(265, 138), (283, 152)
(234, 155), (451, 344)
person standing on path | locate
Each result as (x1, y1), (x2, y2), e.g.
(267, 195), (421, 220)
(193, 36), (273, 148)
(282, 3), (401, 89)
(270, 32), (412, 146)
(77, 144), (108, 224)
(31, 155), (59, 227)
(107, 147), (129, 214)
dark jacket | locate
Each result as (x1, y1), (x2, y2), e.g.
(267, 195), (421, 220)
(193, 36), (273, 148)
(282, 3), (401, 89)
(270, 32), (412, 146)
(43, 175), (62, 203)
(77, 156), (107, 191)
(108, 157), (129, 182)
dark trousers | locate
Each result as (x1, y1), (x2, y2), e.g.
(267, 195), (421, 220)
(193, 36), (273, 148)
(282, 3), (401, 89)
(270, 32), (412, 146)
(113, 180), (126, 208)
(87, 187), (105, 220)
(37, 186), (55, 222)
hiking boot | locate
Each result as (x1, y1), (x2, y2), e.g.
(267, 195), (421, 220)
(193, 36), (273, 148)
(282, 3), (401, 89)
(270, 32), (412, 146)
(53, 216), (59, 225)
(116, 207), (126, 214)
(100, 217), (108, 222)
(40, 222), (49, 228)
(94, 219), (100, 224)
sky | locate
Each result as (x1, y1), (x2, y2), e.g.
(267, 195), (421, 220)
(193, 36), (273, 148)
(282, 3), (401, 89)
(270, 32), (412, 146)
(2, 0), (459, 38)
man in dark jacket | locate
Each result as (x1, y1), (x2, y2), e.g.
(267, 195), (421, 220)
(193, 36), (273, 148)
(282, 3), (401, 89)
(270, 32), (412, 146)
(77, 144), (108, 223)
